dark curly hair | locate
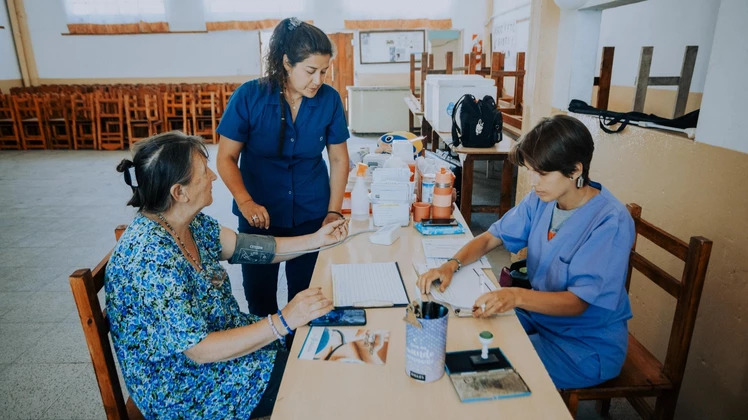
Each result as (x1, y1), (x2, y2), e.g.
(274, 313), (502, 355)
(509, 115), (594, 186)
(264, 17), (334, 90)
(116, 131), (208, 213)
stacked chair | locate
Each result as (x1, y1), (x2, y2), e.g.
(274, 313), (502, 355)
(2, 82), (240, 150)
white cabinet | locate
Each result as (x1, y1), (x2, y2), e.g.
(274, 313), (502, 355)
(348, 86), (410, 134)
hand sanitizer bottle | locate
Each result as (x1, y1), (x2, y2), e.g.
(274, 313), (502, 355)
(351, 162), (369, 220)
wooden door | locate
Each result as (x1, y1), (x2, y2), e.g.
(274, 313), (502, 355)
(327, 32), (354, 111)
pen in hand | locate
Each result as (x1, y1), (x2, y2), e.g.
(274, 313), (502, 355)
(475, 268), (487, 313)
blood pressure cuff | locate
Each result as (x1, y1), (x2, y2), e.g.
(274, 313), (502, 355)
(229, 233), (276, 265)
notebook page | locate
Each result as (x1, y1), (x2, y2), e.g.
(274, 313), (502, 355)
(332, 262), (409, 307)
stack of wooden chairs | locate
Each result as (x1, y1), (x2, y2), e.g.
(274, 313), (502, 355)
(1, 82), (240, 150)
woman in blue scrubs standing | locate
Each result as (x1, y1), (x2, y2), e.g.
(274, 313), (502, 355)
(417, 115), (635, 389)
(217, 18), (349, 316)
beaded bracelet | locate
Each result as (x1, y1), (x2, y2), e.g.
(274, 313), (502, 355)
(267, 314), (282, 341)
(327, 210), (345, 219)
(277, 310), (294, 335)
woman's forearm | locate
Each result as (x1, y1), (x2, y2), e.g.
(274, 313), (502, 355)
(326, 143), (349, 212)
(217, 137), (253, 205)
(184, 313), (287, 364)
(446, 232), (503, 272)
(272, 234), (320, 263)
(516, 289), (589, 316)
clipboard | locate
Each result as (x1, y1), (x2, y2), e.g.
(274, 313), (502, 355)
(332, 261), (410, 308)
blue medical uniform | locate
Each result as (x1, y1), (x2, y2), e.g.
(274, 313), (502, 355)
(488, 181), (635, 388)
(217, 79), (349, 316)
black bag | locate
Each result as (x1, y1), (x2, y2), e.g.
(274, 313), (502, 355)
(451, 94), (502, 147)
(568, 99), (699, 134)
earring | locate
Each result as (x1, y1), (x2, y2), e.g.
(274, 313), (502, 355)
(576, 175), (584, 189)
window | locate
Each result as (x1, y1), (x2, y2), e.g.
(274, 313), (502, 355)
(344, 0), (451, 19)
(203, 0), (305, 22)
(64, 0), (166, 24)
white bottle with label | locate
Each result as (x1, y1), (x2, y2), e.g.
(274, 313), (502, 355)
(351, 162), (369, 220)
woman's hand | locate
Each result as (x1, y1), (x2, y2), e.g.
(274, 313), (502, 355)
(417, 262), (456, 294)
(238, 199), (269, 230)
(473, 288), (523, 318)
(322, 212), (343, 226)
(282, 288), (333, 329)
(313, 218), (349, 248)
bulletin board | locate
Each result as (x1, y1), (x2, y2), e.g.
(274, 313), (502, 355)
(359, 30), (425, 64)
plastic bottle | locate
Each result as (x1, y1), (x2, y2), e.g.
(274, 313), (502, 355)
(351, 162), (370, 220)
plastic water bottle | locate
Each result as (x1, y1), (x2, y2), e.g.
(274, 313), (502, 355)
(351, 162), (369, 220)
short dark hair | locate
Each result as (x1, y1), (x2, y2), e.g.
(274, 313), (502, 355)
(116, 131), (208, 213)
(264, 17), (334, 90)
(509, 115), (594, 185)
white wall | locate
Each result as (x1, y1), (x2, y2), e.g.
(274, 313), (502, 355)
(0, 1), (22, 81)
(596, 0), (720, 91)
(696, 0), (748, 154)
(24, 0), (261, 80)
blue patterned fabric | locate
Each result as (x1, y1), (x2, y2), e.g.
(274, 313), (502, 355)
(105, 213), (280, 418)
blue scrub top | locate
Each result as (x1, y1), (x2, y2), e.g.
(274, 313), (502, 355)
(217, 79), (349, 228)
(488, 182), (635, 381)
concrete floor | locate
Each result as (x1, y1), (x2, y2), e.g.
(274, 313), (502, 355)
(0, 135), (636, 419)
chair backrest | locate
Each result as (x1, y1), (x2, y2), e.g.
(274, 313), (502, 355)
(69, 225), (143, 420)
(625, 203), (712, 391)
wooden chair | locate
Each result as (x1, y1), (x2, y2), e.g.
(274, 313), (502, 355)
(560, 203), (712, 419)
(124, 92), (161, 147)
(69, 225), (145, 420)
(192, 91), (217, 144)
(163, 91), (192, 134)
(41, 93), (73, 149)
(0, 93), (21, 150)
(12, 94), (47, 149)
(95, 93), (125, 150)
(71, 92), (98, 150)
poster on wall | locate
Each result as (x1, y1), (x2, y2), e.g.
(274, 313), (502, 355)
(359, 30), (425, 64)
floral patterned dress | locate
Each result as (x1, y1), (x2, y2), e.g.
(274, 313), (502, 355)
(105, 212), (281, 419)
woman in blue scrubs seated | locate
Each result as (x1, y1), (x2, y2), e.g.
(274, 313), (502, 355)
(216, 17), (350, 317)
(107, 132), (346, 418)
(417, 115), (635, 389)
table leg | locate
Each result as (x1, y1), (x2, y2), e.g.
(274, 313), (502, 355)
(500, 158), (513, 216)
(461, 156), (475, 226)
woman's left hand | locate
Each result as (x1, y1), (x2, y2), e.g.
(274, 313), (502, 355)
(473, 288), (523, 318)
(314, 218), (349, 247)
(322, 212), (343, 226)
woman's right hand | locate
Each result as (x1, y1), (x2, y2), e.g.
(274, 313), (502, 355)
(417, 263), (456, 295)
(281, 288), (333, 330)
(238, 199), (270, 229)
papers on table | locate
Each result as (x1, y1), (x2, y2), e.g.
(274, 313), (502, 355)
(413, 264), (514, 317)
(421, 237), (491, 270)
(332, 262), (409, 308)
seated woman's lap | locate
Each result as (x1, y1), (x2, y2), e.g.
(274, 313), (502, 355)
(515, 309), (603, 389)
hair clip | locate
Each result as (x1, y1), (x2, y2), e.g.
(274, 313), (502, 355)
(127, 166), (138, 187)
(288, 17), (301, 31)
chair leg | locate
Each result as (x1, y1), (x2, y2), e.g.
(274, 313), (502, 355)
(653, 391), (678, 420)
(596, 398), (611, 416)
(560, 391), (579, 418)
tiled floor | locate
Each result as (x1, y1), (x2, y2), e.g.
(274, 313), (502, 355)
(0, 135), (634, 419)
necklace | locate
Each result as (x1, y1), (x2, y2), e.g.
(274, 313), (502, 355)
(284, 90), (300, 111)
(157, 212), (202, 271)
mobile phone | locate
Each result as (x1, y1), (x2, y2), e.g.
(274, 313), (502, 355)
(421, 218), (458, 227)
(309, 308), (367, 327)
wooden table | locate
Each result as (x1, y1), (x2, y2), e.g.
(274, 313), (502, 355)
(420, 117), (518, 226)
(272, 215), (572, 420)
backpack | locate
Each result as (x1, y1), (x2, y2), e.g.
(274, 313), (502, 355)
(451, 94), (502, 148)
